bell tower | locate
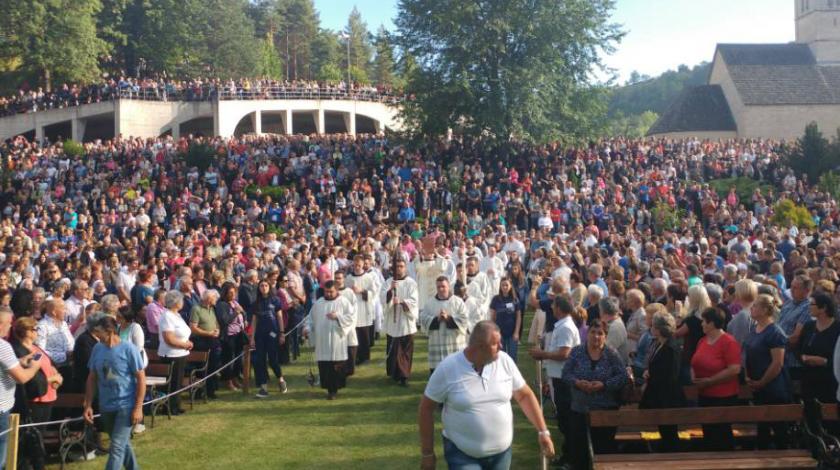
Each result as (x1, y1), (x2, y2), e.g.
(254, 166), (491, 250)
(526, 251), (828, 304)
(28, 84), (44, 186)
(795, 0), (840, 63)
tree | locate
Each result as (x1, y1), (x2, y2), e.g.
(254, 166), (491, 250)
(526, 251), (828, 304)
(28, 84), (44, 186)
(1, 0), (108, 91)
(608, 62), (710, 117)
(196, 0), (259, 78)
(277, 0), (320, 80)
(394, 0), (623, 142)
(132, 0), (205, 76)
(256, 32), (284, 79)
(372, 27), (396, 87)
(344, 7), (374, 80)
(311, 30), (342, 82)
(782, 122), (840, 185)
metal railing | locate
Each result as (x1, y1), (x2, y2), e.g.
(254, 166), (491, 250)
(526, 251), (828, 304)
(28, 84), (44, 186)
(114, 86), (403, 104)
(0, 85), (404, 117)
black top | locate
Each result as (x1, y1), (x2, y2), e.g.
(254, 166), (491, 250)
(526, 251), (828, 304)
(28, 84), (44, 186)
(679, 315), (705, 367)
(640, 340), (685, 409)
(798, 319), (840, 403)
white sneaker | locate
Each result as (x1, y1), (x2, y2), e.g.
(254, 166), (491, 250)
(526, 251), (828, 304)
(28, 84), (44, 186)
(84, 450), (97, 461)
(134, 423), (146, 434)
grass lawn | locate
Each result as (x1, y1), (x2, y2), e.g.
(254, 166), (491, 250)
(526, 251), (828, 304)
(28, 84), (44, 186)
(52, 316), (549, 469)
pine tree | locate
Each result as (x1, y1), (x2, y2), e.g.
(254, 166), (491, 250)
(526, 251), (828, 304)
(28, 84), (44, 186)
(343, 7), (373, 82)
(1, 0), (108, 91)
(277, 0), (320, 80)
(257, 32), (284, 79)
(372, 26), (396, 87)
(311, 30), (343, 82)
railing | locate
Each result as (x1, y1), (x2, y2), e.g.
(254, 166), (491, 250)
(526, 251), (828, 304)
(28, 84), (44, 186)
(115, 86), (402, 104)
(0, 86), (404, 117)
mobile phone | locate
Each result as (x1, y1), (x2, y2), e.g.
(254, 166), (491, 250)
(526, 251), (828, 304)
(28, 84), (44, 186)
(32, 353), (42, 361)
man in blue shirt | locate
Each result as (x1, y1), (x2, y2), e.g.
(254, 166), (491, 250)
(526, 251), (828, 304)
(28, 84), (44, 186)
(778, 275), (813, 379)
(84, 315), (146, 470)
(398, 201), (416, 223)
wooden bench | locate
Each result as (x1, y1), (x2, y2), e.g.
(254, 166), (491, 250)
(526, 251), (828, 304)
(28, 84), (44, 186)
(182, 351), (210, 409)
(589, 404), (818, 469)
(145, 362), (173, 428)
(41, 393), (91, 470)
(802, 400), (840, 468)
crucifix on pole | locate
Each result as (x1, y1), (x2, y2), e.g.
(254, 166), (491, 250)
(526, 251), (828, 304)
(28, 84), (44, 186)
(339, 32), (351, 93)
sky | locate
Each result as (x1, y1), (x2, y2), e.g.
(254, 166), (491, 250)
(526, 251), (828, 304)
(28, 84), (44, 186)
(313, 0), (796, 83)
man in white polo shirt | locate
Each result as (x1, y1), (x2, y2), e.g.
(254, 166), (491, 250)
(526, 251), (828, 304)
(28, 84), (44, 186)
(529, 296), (580, 467)
(418, 321), (554, 470)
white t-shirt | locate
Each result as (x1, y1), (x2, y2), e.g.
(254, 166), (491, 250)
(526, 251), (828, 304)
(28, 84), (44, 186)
(545, 316), (580, 379)
(158, 310), (191, 358)
(0, 339), (20, 412)
(424, 351), (526, 458)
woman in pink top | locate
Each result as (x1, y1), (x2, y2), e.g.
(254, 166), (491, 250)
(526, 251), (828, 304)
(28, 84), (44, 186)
(12, 317), (63, 470)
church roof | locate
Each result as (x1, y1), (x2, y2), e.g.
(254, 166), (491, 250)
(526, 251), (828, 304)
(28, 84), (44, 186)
(647, 85), (737, 136)
(715, 43), (840, 105)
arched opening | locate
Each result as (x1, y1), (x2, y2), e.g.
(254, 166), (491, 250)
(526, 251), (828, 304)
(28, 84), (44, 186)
(43, 120), (71, 143)
(325, 112), (348, 133)
(180, 116), (214, 137)
(293, 112), (317, 135)
(83, 114), (115, 142)
(233, 112), (256, 136)
(261, 112), (286, 134)
(356, 114), (378, 134)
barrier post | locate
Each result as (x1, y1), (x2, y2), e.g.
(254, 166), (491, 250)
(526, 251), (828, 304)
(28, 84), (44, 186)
(242, 343), (251, 395)
(6, 413), (19, 470)
(536, 359), (548, 470)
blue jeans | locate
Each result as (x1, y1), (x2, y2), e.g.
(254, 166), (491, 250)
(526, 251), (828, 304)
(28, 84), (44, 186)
(501, 335), (518, 362)
(443, 436), (512, 470)
(102, 408), (140, 470)
(0, 410), (8, 470)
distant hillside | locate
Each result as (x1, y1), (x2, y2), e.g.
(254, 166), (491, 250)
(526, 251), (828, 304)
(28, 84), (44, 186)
(608, 62), (711, 117)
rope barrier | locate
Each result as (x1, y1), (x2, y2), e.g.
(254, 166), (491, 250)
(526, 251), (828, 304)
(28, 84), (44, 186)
(0, 349), (249, 437)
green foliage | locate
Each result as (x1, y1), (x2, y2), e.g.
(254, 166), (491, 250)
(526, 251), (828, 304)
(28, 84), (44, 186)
(181, 143), (216, 172)
(707, 177), (773, 203)
(277, 0), (320, 80)
(349, 65), (369, 84)
(782, 122), (840, 185)
(0, 0), (108, 90)
(818, 171), (840, 203)
(772, 199), (816, 229)
(394, 0), (623, 143)
(244, 184), (291, 200)
(199, 0), (260, 77)
(63, 140), (84, 158)
(344, 6), (374, 80)
(608, 63), (710, 117)
(651, 202), (687, 234)
(372, 27), (396, 87)
(604, 110), (659, 138)
(317, 63), (344, 82)
(311, 29), (343, 82)
(256, 33), (284, 79)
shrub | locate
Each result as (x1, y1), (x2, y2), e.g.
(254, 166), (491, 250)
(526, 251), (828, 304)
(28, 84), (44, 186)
(244, 184), (290, 201)
(181, 142), (216, 172)
(651, 201), (687, 234)
(818, 171), (840, 203)
(772, 199), (816, 229)
(707, 177), (772, 203)
(63, 140), (84, 158)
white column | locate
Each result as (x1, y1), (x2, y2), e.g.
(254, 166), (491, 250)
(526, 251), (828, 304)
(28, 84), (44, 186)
(35, 125), (45, 144)
(71, 118), (86, 142)
(285, 109), (293, 135)
(315, 108), (325, 134)
(253, 110), (262, 135)
(348, 112), (356, 136)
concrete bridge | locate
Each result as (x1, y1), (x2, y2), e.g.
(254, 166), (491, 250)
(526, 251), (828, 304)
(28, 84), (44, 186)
(0, 91), (402, 142)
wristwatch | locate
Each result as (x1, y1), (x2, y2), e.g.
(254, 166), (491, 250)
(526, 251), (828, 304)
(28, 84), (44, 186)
(538, 429), (551, 437)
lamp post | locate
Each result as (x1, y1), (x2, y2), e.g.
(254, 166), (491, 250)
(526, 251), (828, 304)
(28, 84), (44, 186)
(339, 32), (351, 95)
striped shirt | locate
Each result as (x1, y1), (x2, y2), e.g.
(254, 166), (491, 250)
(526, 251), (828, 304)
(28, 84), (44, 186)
(0, 339), (20, 412)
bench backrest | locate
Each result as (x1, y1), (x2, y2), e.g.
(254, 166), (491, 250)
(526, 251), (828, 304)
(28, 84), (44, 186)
(146, 362), (172, 379)
(186, 351), (209, 364)
(52, 393), (86, 409)
(589, 404), (804, 428)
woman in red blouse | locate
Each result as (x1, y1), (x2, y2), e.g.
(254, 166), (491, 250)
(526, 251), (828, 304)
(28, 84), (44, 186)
(691, 307), (742, 451)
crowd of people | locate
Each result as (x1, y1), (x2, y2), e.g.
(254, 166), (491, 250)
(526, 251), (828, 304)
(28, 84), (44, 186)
(0, 78), (402, 117)
(0, 130), (837, 469)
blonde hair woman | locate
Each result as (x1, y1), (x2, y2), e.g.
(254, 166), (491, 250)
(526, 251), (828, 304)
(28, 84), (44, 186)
(726, 279), (758, 344)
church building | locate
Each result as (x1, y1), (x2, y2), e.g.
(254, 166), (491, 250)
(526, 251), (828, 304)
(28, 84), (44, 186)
(648, 0), (840, 140)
